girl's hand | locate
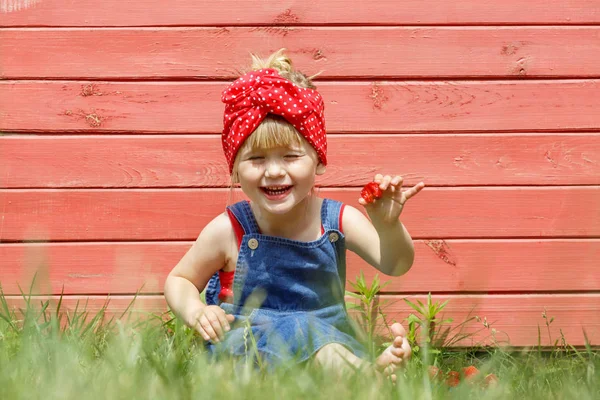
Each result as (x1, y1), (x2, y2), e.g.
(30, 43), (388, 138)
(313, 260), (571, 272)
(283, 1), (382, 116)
(358, 174), (425, 224)
(187, 304), (235, 343)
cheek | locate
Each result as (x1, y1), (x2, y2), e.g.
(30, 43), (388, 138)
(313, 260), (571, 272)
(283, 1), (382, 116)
(292, 166), (317, 185)
(237, 168), (263, 190)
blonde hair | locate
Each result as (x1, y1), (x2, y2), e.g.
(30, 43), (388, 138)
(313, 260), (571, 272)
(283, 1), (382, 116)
(230, 49), (318, 184)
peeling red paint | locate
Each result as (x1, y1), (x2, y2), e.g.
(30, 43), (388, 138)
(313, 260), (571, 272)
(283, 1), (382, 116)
(501, 44), (519, 56)
(369, 83), (389, 110)
(85, 113), (102, 127)
(80, 83), (121, 97)
(80, 83), (101, 97)
(544, 150), (558, 168)
(426, 240), (457, 266)
(250, 26), (292, 37)
(213, 27), (230, 36)
(297, 47), (327, 61)
(313, 49), (326, 61)
(274, 9), (300, 24)
(59, 109), (107, 127)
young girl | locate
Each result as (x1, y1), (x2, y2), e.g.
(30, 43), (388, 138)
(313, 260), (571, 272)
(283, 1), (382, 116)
(164, 49), (425, 378)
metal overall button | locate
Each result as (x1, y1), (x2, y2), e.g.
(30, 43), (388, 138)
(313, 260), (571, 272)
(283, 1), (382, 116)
(247, 238), (259, 250)
(328, 232), (339, 243)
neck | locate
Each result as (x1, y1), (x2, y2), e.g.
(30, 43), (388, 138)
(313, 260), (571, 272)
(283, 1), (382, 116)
(251, 196), (321, 240)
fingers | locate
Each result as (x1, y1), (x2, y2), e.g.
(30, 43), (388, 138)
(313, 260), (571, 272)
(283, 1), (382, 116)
(402, 182), (425, 201)
(390, 175), (403, 187)
(195, 308), (233, 343)
(363, 175), (424, 207)
(379, 175), (393, 190)
(196, 317), (216, 341)
(376, 175), (402, 191)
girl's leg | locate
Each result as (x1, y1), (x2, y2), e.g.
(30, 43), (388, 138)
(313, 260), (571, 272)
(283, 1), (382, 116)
(312, 343), (394, 383)
(313, 343), (369, 373)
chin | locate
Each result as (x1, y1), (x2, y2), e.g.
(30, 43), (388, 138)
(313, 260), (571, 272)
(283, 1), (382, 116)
(258, 192), (309, 214)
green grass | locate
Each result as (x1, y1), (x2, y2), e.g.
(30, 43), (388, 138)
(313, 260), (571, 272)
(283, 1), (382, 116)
(0, 287), (598, 400)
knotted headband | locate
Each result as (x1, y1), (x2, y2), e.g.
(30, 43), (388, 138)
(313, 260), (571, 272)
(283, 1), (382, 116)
(222, 68), (327, 172)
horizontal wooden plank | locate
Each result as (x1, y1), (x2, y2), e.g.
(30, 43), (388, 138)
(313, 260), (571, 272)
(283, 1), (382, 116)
(0, 133), (600, 188)
(3, 294), (598, 347)
(381, 294), (600, 347)
(3, 28), (600, 79)
(3, 134), (600, 188)
(1, 240), (599, 295)
(1, 1), (598, 25)
(1, 80), (600, 133)
(0, 187), (599, 241)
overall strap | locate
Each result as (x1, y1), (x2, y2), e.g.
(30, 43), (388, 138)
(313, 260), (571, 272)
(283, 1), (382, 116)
(226, 201), (261, 248)
(321, 198), (345, 234)
(206, 201), (256, 306)
(321, 198), (347, 286)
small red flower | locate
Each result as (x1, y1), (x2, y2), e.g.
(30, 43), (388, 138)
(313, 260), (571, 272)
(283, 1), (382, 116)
(360, 182), (383, 204)
(445, 371), (460, 387)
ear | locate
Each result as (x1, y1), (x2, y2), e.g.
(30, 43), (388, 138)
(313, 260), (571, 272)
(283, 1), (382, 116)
(316, 163), (326, 175)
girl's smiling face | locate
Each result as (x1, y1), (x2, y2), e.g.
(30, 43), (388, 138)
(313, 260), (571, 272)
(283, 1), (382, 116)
(236, 138), (324, 215)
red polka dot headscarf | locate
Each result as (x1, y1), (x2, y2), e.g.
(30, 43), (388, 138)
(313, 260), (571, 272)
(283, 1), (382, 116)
(221, 68), (327, 172)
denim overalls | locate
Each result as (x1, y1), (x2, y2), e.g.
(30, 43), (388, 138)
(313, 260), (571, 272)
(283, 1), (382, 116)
(205, 199), (366, 366)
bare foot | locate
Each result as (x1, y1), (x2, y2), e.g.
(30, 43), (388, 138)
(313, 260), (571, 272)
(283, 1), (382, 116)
(375, 322), (412, 377)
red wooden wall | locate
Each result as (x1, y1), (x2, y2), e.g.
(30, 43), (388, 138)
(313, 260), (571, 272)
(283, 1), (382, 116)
(1, 1), (599, 347)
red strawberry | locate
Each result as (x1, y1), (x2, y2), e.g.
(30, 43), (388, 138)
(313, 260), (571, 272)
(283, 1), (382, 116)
(462, 365), (480, 381)
(360, 182), (383, 204)
(445, 371), (460, 387)
(428, 366), (443, 381)
(484, 373), (499, 387)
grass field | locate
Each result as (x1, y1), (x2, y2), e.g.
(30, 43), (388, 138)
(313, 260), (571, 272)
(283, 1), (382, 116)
(0, 283), (598, 400)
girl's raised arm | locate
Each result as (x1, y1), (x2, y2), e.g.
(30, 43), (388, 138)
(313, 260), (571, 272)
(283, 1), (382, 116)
(343, 175), (424, 276)
(343, 205), (414, 277)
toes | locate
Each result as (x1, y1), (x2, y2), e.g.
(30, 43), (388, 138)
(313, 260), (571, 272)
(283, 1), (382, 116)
(390, 322), (407, 337)
(383, 364), (396, 376)
(391, 349), (405, 359)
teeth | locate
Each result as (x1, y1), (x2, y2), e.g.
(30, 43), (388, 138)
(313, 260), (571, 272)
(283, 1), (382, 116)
(263, 186), (290, 195)
(265, 186), (289, 190)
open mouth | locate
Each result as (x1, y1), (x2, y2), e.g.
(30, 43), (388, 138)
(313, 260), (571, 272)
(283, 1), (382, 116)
(260, 185), (293, 197)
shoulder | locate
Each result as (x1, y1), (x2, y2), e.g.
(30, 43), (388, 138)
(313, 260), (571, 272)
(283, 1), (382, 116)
(319, 199), (367, 232)
(167, 211), (237, 285)
(341, 204), (371, 231)
(197, 211), (236, 248)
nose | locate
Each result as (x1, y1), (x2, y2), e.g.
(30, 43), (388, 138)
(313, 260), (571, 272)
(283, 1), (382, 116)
(264, 159), (285, 179)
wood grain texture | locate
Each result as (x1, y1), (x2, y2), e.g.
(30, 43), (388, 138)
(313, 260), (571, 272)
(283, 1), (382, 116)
(3, 294), (598, 347)
(3, 134), (600, 188)
(1, 187), (599, 242)
(1, 1), (598, 25)
(3, 27), (600, 79)
(2, 80), (600, 133)
(1, 240), (599, 295)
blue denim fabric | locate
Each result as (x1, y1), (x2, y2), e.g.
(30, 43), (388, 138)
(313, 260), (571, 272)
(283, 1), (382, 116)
(205, 199), (366, 367)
